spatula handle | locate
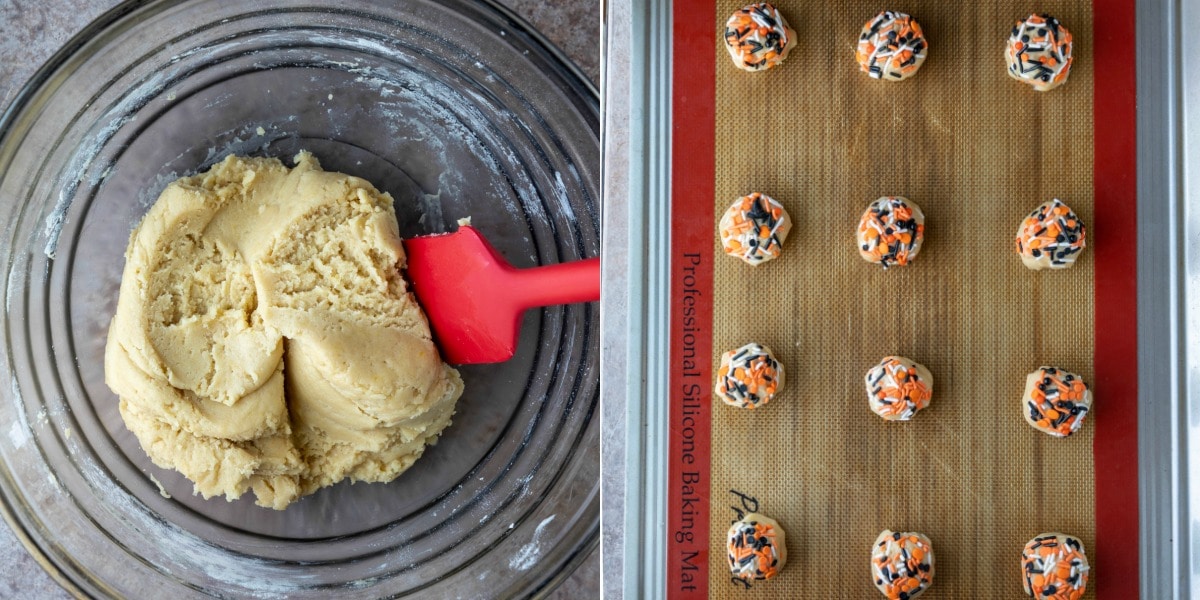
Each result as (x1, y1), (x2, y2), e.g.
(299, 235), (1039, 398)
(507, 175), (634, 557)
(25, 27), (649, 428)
(512, 257), (601, 309)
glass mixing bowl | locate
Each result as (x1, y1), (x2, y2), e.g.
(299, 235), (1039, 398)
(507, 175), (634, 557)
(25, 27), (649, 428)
(0, 0), (599, 597)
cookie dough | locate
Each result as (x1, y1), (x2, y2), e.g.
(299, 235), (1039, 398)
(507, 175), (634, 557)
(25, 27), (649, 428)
(105, 153), (464, 510)
(719, 192), (792, 266)
(1015, 199), (1086, 270)
(858, 196), (925, 268)
(715, 343), (784, 409)
(723, 3), (796, 71)
(727, 512), (787, 581)
(866, 356), (933, 421)
(856, 11), (928, 81)
(1023, 367), (1091, 437)
(1006, 14), (1074, 92)
(872, 530), (935, 599)
(1022, 533), (1090, 599)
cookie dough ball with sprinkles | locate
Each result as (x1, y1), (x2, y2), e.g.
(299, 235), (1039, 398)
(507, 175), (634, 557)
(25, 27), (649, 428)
(1006, 14), (1074, 92)
(719, 192), (792, 266)
(723, 3), (796, 71)
(865, 356), (933, 421)
(1022, 533), (1090, 599)
(857, 196), (925, 268)
(727, 512), (787, 581)
(1023, 367), (1092, 437)
(1016, 199), (1086, 270)
(871, 530), (935, 599)
(855, 11), (928, 81)
(715, 343), (785, 409)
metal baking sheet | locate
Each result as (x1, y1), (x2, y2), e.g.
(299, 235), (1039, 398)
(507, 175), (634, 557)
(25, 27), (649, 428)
(602, 0), (1187, 597)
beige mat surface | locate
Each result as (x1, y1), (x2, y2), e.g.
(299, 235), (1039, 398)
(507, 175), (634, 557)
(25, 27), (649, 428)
(709, 1), (1095, 597)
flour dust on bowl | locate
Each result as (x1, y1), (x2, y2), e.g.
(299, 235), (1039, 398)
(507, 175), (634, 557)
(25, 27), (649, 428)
(0, 0), (599, 597)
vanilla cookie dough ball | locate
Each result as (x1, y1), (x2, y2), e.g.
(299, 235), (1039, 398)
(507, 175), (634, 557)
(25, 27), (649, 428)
(1023, 367), (1092, 437)
(1022, 533), (1090, 599)
(1015, 199), (1086, 270)
(872, 530), (935, 598)
(1006, 14), (1074, 91)
(715, 343), (784, 409)
(866, 356), (933, 421)
(720, 192), (792, 266)
(723, 3), (797, 71)
(104, 153), (464, 510)
(727, 513), (787, 581)
(857, 196), (925, 268)
(856, 11), (928, 81)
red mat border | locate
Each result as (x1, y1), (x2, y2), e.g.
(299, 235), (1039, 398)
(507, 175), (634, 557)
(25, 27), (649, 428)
(667, 0), (717, 595)
(665, 1), (1138, 598)
(1090, 0), (1139, 596)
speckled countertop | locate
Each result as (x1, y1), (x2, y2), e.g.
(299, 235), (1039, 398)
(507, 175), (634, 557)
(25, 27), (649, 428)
(0, 1), (600, 598)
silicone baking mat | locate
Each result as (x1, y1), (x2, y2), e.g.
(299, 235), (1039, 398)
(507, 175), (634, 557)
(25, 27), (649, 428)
(665, 0), (1137, 598)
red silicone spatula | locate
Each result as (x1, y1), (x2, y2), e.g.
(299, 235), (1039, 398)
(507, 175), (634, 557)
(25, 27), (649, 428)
(402, 226), (600, 364)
